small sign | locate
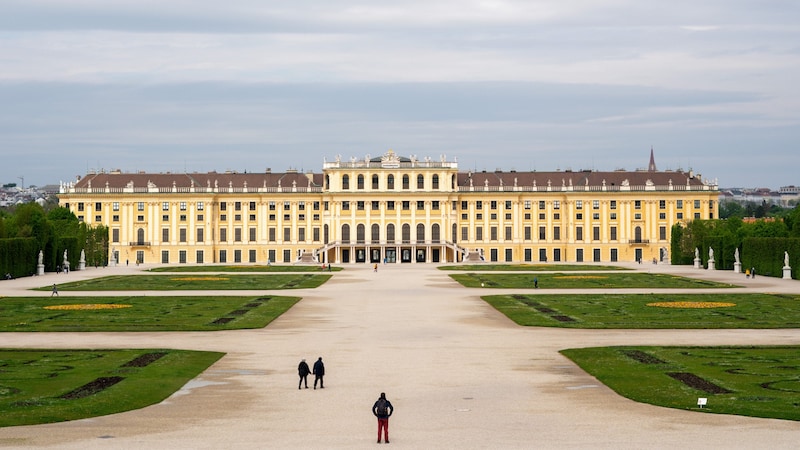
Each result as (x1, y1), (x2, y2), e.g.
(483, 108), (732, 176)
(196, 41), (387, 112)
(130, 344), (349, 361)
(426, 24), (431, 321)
(697, 398), (707, 408)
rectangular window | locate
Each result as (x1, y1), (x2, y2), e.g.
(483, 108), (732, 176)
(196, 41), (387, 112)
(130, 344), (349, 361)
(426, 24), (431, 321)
(372, 201), (380, 210)
(553, 213), (560, 220)
(179, 250), (187, 264)
(593, 200), (600, 209)
(476, 213), (482, 220)
(659, 200), (666, 209)
(269, 201), (276, 210)
(234, 228), (242, 242)
(196, 250), (204, 264)
(178, 201), (186, 211)
(539, 201), (545, 209)
(313, 227), (320, 241)
(179, 228), (187, 242)
(313, 214), (319, 221)
(313, 201), (320, 210)
(461, 201), (468, 210)
(137, 215), (144, 221)
(234, 250), (241, 263)
(113, 215), (119, 222)
(234, 201), (242, 211)
(610, 213), (617, 220)
(93, 202), (101, 211)
(220, 214), (226, 221)
(634, 213), (642, 220)
(417, 201), (425, 210)
(249, 249), (257, 263)
(137, 202), (145, 211)
(249, 227), (256, 242)
(553, 201), (560, 210)
(490, 201), (497, 210)
(342, 201), (350, 210)
(283, 214), (290, 221)
(524, 200), (531, 210)
(576, 213), (583, 220)
(476, 226), (483, 241)
(677, 200), (683, 208)
(112, 202), (119, 211)
(296, 227), (305, 242)
(593, 213), (600, 220)
(161, 250), (169, 263)
(694, 212), (701, 219)
(250, 201), (257, 211)
(476, 201), (483, 209)
(505, 213), (511, 220)
(593, 226), (600, 241)
(461, 213), (468, 220)
(221, 202), (227, 211)
(402, 201), (410, 210)
(659, 226), (667, 240)
(357, 201), (365, 211)
(112, 229), (120, 243)
(461, 227), (468, 241)
(576, 200), (583, 209)
(95, 215), (101, 222)
(284, 201), (291, 210)
(283, 228), (291, 241)
(162, 228), (169, 243)
(634, 200), (641, 209)
(553, 226), (560, 240)
(197, 228), (204, 242)
(539, 226), (546, 240)
(610, 226), (617, 241)
(539, 213), (545, 220)
(505, 226), (512, 240)
(249, 214), (255, 221)
(197, 201), (204, 211)
(505, 248), (512, 262)
(659, 212), (666, 219)
(180, 215), (187, 221)
(524, 226), (531, 240)
(524, 248), (532, 262)
(432, 201), (439, 210)
(268, 249), (276, 263)
(283, 249), (291, 263)
(694, 200), (701, 209)
(490, 213), (497, 220)
(387, 201), (395, 210)
(220, 228), (227, 242)
(269, 228), (276, 241)
(162, 214), (169, 222)
(269, 214), (276, 221)
(576, 226), (583, 241)
(505, 200), (512, 209)
(677, 212), (684, 219)
(610, 200), (617, 210)
(198, 214), (204, 221)
(162, 202), (169, 211)
(490, 227), (497, 240)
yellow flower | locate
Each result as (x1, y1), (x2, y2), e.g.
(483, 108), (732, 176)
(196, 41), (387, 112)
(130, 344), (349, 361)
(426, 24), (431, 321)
(44, 304), (132, 310)
(647, 302), (735, 309)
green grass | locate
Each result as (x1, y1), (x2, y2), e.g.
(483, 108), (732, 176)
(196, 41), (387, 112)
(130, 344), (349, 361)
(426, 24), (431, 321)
(439, 264), (629, 271)
(483, 293), (800, 328)
(561, 346), (800, 421)
(36, 274), (331, 291)
(0, 296), (300, 331)
(0, 348), (223, 427)
(149, 264), (342, 272)
(452, 272), (735, 289)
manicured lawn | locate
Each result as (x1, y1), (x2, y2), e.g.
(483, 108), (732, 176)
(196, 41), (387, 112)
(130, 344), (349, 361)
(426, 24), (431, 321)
(439, 264), (629, 271)
(36, 274), (331, 291)
(0, 348), (224, 427)
(452, 272), (735, 289)
(149, 265), (342, 272)
(483, 293), (800, 328)
(561, 346), (800, 421)
(0, 296), (300, 331)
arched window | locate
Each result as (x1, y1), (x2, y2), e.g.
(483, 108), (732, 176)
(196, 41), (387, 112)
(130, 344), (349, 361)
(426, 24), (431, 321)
(371, 224), (380, 242)
(452, 223), (457, 243)
(432, 224), (440, 243)
(387, 223), (396, 242)
(356, 224), (366, 243)
(372, 174), (379, 190)
(324, 224), (329, 244)
(342, 175), (350, 190)
(402, 175), (409, 190)
(417, 174), (424, 189)
(325, 174), (330, 190)
(357, 174), (365, 190)
(451, 174), (456, 189)
(387, 175), (395, 190)
(137, 228), (145, 245)
(416, 223), (426, 242)
(342, 224), (350, 243)
(402, 224), (411, 242)
(635, 226), (642, 242)
(432, 174), (439, 189)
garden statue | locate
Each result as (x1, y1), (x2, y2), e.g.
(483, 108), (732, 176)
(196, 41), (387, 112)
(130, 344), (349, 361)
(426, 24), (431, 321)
(785, 251), (790, 268)
(734, 248), (740, 264)
(695, 248), (699, 260)
(38, 250), (43, 265)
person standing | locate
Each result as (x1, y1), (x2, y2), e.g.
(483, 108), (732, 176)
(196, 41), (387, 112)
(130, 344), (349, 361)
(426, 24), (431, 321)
(51, 284), (58, 296)
(298, 359), (311, 389)
(372, 392), (394, 444)
(313, 357), (325, 389)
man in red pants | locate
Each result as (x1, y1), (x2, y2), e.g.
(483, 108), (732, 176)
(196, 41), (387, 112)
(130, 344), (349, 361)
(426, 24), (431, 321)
(372, 392), (394, 444)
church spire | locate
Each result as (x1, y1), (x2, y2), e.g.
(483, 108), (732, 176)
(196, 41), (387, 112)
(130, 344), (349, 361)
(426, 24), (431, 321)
(648, 146), (657, 172)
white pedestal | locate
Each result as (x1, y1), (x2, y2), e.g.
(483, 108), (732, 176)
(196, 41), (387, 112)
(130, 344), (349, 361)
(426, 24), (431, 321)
(734, 262), (741, 274)
(708, 259), (715, 270)
(784, 266), (792, 280)
(694, 258), (701, 269)
(37, 264), (44, 276)
(78, 262), (86, 271)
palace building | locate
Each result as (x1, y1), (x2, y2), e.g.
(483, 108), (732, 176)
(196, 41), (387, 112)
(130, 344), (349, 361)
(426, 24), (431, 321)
(58, 150), (718, 265)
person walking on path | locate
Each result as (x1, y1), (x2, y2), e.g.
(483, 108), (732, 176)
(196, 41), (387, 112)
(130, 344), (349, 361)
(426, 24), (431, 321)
(297, 359), (311, 389)
(313, 357), (325, 389)
(372, 392), (394, 444)
(51, 284), (58, 296)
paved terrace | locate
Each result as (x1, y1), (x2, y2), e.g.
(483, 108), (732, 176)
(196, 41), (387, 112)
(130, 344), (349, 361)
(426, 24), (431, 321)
(1, 262), (799, 449)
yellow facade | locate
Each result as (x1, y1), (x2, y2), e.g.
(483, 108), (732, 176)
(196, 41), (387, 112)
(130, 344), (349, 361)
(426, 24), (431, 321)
(58, 150), (718, 265)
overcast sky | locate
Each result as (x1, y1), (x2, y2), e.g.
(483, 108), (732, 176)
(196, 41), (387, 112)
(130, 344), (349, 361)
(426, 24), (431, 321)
(1, 1), (798, 189)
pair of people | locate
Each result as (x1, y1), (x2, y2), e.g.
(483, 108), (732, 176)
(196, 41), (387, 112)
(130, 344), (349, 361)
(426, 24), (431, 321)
(297, 357), (325, 389)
